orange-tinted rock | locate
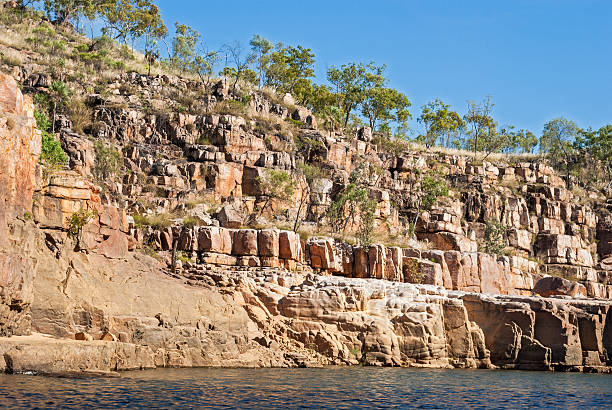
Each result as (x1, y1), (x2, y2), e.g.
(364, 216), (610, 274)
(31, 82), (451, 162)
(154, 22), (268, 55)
(232, 229), (258, 256)
(197, 227), (233, 254)
(308, 238), (337, 271)
(258, 229), (279, 257)
(95, 230), (129, 259)
(279, 231), (301, 261)
(353, 247), (369, 278)
(533, 276), (587, 298)
(100, 332), (117, 342)
(75, 332), (93, 341)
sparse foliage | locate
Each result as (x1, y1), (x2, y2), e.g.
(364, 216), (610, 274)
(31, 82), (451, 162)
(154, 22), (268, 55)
(93, 140), (122, 180)
(256, 169), (295, 216)
(482, 220), (507, 256)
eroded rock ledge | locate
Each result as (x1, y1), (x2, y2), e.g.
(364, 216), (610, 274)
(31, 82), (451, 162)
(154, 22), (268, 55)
(1, 67), (611, 377)
(2, 264), (611, 375)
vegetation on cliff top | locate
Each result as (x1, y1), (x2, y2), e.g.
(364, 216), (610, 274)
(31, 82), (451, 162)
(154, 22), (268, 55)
(2, 0), (612, 253)
(2, 1), (611, 196)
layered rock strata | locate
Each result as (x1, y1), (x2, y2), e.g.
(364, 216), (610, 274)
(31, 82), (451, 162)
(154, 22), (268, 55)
(1, 70), (611, 377)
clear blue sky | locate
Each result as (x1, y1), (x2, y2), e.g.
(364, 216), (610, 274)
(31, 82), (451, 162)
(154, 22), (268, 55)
(157, 0), (612, 135)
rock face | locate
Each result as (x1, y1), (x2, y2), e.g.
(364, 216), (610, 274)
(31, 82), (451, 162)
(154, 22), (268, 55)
(534, 276), (587, 298)
(0, 73), (40, 336)
(6, 241), (612, 373)
(0, 72), (40, 222)
(1, 65), (612, 376)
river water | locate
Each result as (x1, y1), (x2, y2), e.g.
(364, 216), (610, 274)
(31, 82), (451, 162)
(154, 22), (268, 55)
(0, 367), (610, 408)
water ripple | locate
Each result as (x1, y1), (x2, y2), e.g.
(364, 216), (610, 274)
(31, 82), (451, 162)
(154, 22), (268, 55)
(0, 367), (610, 409)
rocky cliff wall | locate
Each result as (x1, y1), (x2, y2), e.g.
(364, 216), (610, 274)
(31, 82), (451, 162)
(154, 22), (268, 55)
(12, 70), (605, 298)
(0, 73), (40, 336)
(1, 71), (612, 376)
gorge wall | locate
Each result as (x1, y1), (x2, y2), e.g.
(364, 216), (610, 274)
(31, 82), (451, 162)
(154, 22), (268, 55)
(0, 66), (612, 375)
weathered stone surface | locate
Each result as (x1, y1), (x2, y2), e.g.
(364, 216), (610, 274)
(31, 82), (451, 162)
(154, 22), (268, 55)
(308, 238), (338, 271)
(218, 203), (243, 228)
(258, 229), (279, 257)
(0, 72), (40, 225)
(533, 276), (587, 298)
(232, 229), (258, 255)
(0, 74), (40, 336)
(197, 227), (233, 254)
(279, 231), (301, 261)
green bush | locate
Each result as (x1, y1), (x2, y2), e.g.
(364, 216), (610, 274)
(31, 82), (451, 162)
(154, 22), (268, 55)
(93, 141), (122, 180)
(41, 132), (68, 168)
(35, 109), (67, 172)
(482, 220), (507, 256)
(67, 208), (97, 239)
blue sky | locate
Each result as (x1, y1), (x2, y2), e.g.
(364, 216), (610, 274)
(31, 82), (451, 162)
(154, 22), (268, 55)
(156, 0), (612, 135)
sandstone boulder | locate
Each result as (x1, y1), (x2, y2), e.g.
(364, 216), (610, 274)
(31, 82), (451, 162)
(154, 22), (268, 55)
(258, 229), (279, 257)
(232, 229), (258, 256)
(217, 203), (243, 228)
(197, 227), (233, 254)
(533, 276), (587, 298)
(279, 231), (301, 261)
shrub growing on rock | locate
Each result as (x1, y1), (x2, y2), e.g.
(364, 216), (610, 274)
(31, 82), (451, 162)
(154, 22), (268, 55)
(482, 220), (508, 256)
(93, 140), (122, 181)
(36, 109), (68, 175)
(255, 169), (295, 217)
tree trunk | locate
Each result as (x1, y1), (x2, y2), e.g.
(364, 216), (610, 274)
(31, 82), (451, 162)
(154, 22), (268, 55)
(293, 186), (309, 232)
(52, 102), (56, 133)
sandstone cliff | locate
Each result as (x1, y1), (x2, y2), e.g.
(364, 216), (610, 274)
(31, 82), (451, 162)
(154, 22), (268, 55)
(1, 58), (612, 375)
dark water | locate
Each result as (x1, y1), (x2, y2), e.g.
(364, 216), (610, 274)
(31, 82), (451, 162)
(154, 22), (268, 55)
(0, 367), (611, 409)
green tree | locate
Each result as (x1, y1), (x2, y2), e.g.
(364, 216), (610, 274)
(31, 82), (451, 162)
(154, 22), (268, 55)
(575, 124), (612, 190)
(93, 140), (122, 180)
(516, 129), (538, 153)
(48, 80), (70, 133)
(193, 48), (220, 89)
(265, 44), (315, 97)
(361, 86), (411, 132)
(406, 169), (449, 237)
(463, 97), (514, 159)
(464, 96), (496, 156)
(220, 41), (256, 92)
(540, 117), (580, 187)
(482, 220), (507, 256)
(328, 163), (381, 246)
(43, 0), (101, 26)
(249, 34), (273, 88)
(256, 169), (295, 217)
(417, 99), (464, 147)
(293, 161), (322, 232)
(36, 109), (68, 174)
(170, 22), (199, 74)
(99, 0), (166, 44)
(328, 182), (376, 245)
(327, 62), (385, 128)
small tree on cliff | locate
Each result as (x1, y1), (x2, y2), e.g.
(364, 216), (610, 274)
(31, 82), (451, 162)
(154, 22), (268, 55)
(93, 140), (122, 181)
(328, 163), (381, 246)
(249, 34), (273, 88)
(417, 99), (464, 148)
(170, 22), (198, 74)
(265, 43), (316, 97)
(540, 117), (580, 188)
(481, 220), (507, 255)
(220, 41), (256, 92)
(407, 169), (449, 238)
(255, 169), (295, 218)
(327, 61), (385, 128)
(36, 109), (68, 176)
(49, 80), (70, 133)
